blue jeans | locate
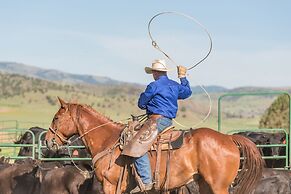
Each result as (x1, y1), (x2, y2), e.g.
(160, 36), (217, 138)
(134, 117), (172, 184)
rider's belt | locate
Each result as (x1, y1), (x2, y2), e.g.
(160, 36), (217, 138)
(149, 114), (171, 120)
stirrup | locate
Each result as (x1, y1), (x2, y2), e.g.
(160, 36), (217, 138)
(130, 183), (153, 194)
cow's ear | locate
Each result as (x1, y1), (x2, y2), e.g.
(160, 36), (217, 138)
(57, 97), (68, 109)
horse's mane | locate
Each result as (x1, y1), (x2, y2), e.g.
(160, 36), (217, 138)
(70, 103), (125, 128)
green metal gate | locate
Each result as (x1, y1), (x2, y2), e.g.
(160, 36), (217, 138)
(218, 91), (291, 169)
(0, 128), (36, 160)
(37, 131), (92, 161)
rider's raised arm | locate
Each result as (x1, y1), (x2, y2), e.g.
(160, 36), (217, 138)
(178, 77), (192, 99)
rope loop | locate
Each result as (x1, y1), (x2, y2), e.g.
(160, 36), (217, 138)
(148, 11), (213, 70)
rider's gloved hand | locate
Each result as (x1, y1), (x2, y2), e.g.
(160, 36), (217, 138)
(177, 66), (187, 78)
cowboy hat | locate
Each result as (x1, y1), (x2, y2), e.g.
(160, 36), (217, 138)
(145, 59), (169, 74)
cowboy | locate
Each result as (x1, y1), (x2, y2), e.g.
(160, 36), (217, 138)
(123, 59), (192, 193)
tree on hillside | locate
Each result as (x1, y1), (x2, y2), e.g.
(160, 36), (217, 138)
(259, 95), (289, 129)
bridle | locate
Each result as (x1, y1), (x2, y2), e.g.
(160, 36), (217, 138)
(49, 108), (130, 146)
(47, 104), (130, 154)
(47, 104), (130, 174)
(48, 126), (71, 146)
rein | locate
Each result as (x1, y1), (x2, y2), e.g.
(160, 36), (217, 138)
(49, 105), (133, 172)
(48, 127), (70, 144)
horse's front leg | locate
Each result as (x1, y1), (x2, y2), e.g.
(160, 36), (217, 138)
(103, 179), (117, 194)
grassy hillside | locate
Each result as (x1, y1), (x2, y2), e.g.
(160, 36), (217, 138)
(0, 72), (142, 126)
(0, 72), (285, 132)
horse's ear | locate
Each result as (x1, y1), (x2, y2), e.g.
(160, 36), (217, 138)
(57, 97), (68, 108)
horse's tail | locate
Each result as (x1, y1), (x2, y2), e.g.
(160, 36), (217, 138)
(231, 134), (265, 194)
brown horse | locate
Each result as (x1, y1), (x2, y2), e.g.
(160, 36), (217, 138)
(45, 98), (264, 194)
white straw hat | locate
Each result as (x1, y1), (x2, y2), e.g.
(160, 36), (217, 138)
(145, 59), (169, 74)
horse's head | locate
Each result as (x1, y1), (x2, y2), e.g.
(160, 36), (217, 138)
(45, 97), (78, 151)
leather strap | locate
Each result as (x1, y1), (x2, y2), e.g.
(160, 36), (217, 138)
(92, 141), (120, 166)
(116, 164), (127, 194)
(161, 134), (172, 192)
(92, 148), (112, 166)
(154, 137), (162, 190)
(165, 136), (172, 191)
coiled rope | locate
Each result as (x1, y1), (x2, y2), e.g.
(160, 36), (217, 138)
(148, 11), (213, 70)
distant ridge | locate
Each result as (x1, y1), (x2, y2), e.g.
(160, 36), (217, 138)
(0, 62), (122, 85)
(0, 62), (290, 94)
(191, 85), (228, 94)
(229, 86), (291, 93)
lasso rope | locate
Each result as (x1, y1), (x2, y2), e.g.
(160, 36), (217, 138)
(148, 11), (213, 128)
(148, 11), (213, 70)
(173, 85), (212, 129)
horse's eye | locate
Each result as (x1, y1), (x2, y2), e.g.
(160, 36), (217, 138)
(54, 117), (58, 121)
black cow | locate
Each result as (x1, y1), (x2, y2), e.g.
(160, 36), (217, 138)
(0, 158), (39, 194)
(251, 169), (291, 194)
(15, 127), (92, 166)
(39, 165), (97, 194)
(84, 175), (105, 194)
(0, 158), (104, 194)
(234, 131), (286, 168)
(264, 132), (286, 168)
(14, 127), (50, 160)
(55, 134), (92, 167)
(229, 168), (291, 194)
(7, 127), (99, 194)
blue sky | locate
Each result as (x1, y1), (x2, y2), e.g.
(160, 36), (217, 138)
(0, 1), (290, 88)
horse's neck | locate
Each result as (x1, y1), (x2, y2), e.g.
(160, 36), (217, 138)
(77, 108), (124, 156)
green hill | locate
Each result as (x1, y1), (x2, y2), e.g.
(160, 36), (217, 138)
(0, 71), (288, 132)
(0, 72), (220, 129)
(0, 72), (143, 127)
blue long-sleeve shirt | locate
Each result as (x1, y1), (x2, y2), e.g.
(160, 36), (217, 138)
(138, 75), (192, 118)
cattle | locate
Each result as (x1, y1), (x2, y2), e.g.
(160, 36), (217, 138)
(0, 158), (104, 194)
(82, 174), (105, 194)
(251, 169), (291, 194)
(55, 134), (92, 167)
(234, 131), (286, 168)
(33, 160), (104, 194)
(0, 127), (100, 194)
(39, 165), (99, 194)
(6, 128), (289, 194)
(253, 176), (289, 194)
(15, 127), (92, 166)
(167, 168), (291, 194)
(0, 158), (39, 194)
(14, 126), (51, 160)
(229, 168), (291, 194)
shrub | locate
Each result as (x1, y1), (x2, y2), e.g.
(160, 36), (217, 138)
(259, 95), (289, 129)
